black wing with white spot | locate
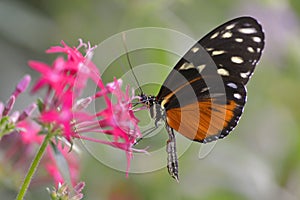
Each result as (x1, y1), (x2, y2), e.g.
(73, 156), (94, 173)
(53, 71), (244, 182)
(156, 16), (265, 143)
(199, 16), (264, 85)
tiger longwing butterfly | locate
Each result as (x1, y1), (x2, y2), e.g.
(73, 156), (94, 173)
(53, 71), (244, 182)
(137, 16), (265, 181)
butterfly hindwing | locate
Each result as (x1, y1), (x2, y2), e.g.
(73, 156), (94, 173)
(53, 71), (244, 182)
(157, 16), (265, 143)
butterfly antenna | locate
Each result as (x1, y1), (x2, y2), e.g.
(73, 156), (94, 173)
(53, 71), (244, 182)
(122, 32), (143, 95)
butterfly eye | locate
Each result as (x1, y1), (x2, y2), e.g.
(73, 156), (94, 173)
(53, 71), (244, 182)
(145, 101), (151, 108)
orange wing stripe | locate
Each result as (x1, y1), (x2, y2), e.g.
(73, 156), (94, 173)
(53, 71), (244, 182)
(161, 77), (201, 108)
(166, 100), (237, 141)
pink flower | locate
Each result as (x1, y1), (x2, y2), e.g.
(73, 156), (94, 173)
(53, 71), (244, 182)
(75, 78), (143, 176)
(1, 39), (145, 191)
(28, 40), (99, 141)
(29, 58), (75, 95)
(29, 39), (144, 176)
(73, 78), (144, 176)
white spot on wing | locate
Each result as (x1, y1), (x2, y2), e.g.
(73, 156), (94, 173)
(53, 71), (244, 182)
(227, 82), (238, 89)
(197, 64), (206, 73)
(217, 68), (229, 76)
(257, 48), (261, 53)
(231, 56), (244, 64)
(238, 27), (257, 34)
(235, 38), (243, 43)
(210, 32), (219, 39)
(191, 47), (200, 53)
(240, 71), (251, 78)
(200, 87), (209, 93)
(206, 48), (214, 51)
(212, 50), (225, 56)
(252, 59), (258, 65)
(226, 23), (236, 30)
(234, 93), (242, 99)
(247, 47), (255, 53)
(179, 62), (195, 70)
(222, 31), (233, 38)
(252, 36), (262, 43)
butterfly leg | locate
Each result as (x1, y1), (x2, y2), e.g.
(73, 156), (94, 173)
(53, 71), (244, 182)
(166, 125), (179, 182)
(133, 126), (158, 145)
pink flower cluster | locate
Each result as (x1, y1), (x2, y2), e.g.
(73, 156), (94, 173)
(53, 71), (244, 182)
(0, 39), (143, 187)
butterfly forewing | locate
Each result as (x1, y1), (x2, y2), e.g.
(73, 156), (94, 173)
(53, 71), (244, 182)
(157, 16), (265, 143)
(199, 16), (264, 85)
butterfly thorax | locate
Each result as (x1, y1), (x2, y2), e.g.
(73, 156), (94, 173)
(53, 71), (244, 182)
(140, 94), (166, 126)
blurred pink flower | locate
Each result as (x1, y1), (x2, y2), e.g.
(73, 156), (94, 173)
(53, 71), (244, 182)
(5, 119), (80, 186)
(46, 164), (64, 187)
(48, 181), (85, 200)
(18, 120), (43, 144)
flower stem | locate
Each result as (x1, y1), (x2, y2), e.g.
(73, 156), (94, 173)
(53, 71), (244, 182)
(15, 132), (52, 200)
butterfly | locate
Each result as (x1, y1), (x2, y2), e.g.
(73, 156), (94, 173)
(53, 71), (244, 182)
(137, 16), (265, 181)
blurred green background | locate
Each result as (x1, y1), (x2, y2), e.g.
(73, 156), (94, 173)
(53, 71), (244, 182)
(1, 0), (300, 199)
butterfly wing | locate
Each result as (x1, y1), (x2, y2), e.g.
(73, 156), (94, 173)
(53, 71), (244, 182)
(157, 16), (265, 143)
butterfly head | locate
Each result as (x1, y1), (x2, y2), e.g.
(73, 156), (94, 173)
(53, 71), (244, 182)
(139, 93), (156, 108)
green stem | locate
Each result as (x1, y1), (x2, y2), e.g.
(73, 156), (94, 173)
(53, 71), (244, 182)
(15, 132), (52, 200)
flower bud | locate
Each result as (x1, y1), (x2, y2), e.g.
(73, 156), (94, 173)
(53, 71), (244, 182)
(13, 75), (31, 97)
(18, 103), (37, 121)
(3, 95), (15, 116)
